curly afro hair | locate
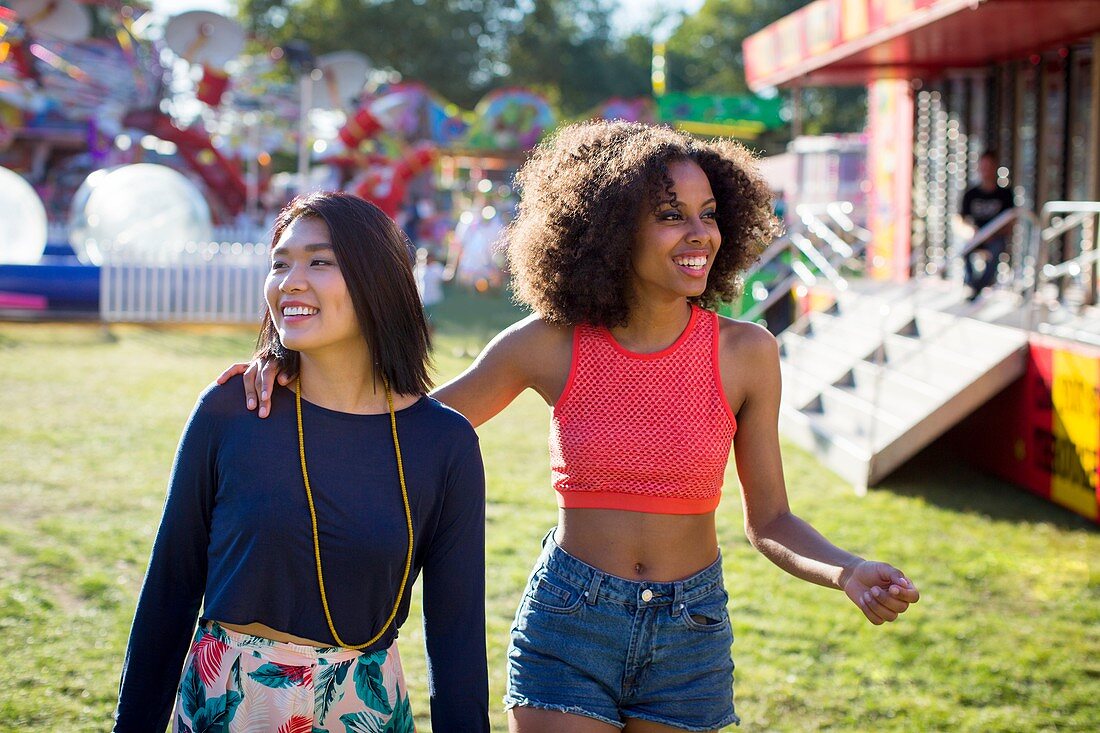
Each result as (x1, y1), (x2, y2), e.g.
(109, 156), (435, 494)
(506, 120), (780, 327)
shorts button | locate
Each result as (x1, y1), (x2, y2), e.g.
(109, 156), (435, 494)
(641, 589), (654, 602)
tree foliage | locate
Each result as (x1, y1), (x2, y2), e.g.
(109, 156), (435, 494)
(504, 0), (650, 115)
(666, 0), (865, 141)
(236, 0), (866, 135)
(237, 0), (520, 108)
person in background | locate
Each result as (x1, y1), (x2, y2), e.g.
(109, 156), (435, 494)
(415, 246), (446, 334)
(115, 192), (488, 732)
(959, 151), (1015, 301)
(225, 122), (920, 732)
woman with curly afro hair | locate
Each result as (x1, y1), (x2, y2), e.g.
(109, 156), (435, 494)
(226, 121), (920, 733)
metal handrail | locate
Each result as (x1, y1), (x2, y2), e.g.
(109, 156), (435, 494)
(741, 270), (806, 323)
(956, 207), (1035, 259)
(790, 232), (848, 290)
(745, 236), (793, 278)
(741, 201), (867, 327)
(824, 202), (872, 240)
(1042, 248), (1100, 281)
(1026, 201), (1100, 299)
(1040, 210), (1094, 242)
(795, 202), (872, 263)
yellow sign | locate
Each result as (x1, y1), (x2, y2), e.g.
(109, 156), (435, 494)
(1051, 351), (1099, 520)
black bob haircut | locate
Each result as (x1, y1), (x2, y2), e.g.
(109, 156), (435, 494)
(256, 191), (432, 395)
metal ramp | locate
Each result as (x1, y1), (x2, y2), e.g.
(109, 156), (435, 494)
(778, 278), (1029, 491)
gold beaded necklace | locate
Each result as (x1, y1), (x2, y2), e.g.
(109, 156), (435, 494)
(295, 373), (414, 650)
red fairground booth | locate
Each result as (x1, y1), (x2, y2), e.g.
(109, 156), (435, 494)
(744, 0), (1100, 523)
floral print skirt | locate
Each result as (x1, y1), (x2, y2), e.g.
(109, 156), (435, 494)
(172, 621), (413, 733)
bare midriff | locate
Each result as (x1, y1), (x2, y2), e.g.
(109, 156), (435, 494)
(556, 507), (719, 581)
(216, 621), (334, 648)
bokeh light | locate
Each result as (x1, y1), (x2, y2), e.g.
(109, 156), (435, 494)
(68, 164), (212, 264)
(0, 167), (48, 265)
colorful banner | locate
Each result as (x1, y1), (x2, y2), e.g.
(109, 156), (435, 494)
(968, 338), (1100, 523)
(865, 79), (912, 281)
(655, 93), (785, 139)
(744, 0), (954, 89)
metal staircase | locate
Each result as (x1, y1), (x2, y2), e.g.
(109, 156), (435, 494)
(777, 278), (1029, 491)
(768, 199), (1100, 491)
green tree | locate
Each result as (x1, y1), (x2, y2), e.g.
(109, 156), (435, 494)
(504, 0), (650, 115)
(237, 0), (519, 108)
(664, 0), (866, 141)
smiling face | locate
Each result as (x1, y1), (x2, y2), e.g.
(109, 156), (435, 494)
(630, 159), (721, 303)
(264, 215), (363, 359)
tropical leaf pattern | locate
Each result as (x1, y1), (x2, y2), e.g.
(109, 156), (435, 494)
(353, 657), (392, 716)
(278, 716), (315, 733)
(248, 662), (312, 689)
(338, 711), (384, 733)
(314, 659), (353, 725)
(171, 625), (414, 733)
(192, 633), (233, 687)
(381, 693), (415, 733)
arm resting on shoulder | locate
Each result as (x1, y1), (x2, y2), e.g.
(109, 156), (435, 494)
(431, 315), (562, 427)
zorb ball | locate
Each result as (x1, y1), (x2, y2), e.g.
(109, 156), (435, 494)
(69, 164), (212, 264)
(0, 166), (48, 265)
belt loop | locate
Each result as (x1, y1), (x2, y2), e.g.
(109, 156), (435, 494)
(672, 581), (685, 616)
(585, 572), (603, 605)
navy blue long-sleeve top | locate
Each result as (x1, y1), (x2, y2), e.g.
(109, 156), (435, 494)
(115, 378), (488, 731)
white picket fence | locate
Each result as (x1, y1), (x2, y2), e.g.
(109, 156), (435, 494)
(100, 241), (271, 324)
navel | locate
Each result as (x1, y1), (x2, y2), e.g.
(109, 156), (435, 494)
(634, 562), (646, 576)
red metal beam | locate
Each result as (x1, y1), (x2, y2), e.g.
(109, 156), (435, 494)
(745, 0), (1100, 90)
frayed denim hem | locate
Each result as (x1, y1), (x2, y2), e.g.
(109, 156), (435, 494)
(504, 697), (624, 729)
(624, 710), (741, 731)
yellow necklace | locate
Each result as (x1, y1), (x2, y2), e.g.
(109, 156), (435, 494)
(295, 374), (414, 650)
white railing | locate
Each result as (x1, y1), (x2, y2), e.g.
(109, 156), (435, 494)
(912, 206), (1039, 279)
(100, 241), (270, 324)
(739, 201), (867, 327)
(51, 223), (273, 249)
(1027, 201), (1100, 299)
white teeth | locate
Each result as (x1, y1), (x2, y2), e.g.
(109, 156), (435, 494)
(283, 306), (318, 316)
(674, 256), (707, 269)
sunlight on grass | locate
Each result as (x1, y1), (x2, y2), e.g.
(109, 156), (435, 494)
(1, 287), (1098, 731)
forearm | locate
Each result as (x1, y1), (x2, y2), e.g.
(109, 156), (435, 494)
(748, 511), (863, 590)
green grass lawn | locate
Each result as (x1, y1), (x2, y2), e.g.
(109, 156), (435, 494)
(1, 287), (1097, 731)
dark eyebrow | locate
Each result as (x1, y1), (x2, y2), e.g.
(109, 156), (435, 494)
(271, 242), (334, 255)
(659, 198), (717, 209)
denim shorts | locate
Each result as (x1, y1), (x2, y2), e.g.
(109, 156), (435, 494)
(505, 531), (739, 730)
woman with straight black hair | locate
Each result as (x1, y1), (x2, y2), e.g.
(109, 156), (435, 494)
(115, 191), (488, 732)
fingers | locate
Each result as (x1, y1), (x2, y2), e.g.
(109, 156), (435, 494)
(257, 362), (280, 418)
(243, 362), (260, 412)
(856, 592), (886, 625)
(882, 567), (920, 604)
(216, 363), (250, 385)
(889, 581), (920, 604)
(860, 587), (902, 623)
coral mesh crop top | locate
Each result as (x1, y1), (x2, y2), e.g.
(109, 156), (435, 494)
(549, 305), (736, 514)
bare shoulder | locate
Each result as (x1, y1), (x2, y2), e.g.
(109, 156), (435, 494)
(481, 313), (572, 367)
(499, 313), (572, 349)
(715, 315), (780, 414)
(716, 314), (779, 365)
